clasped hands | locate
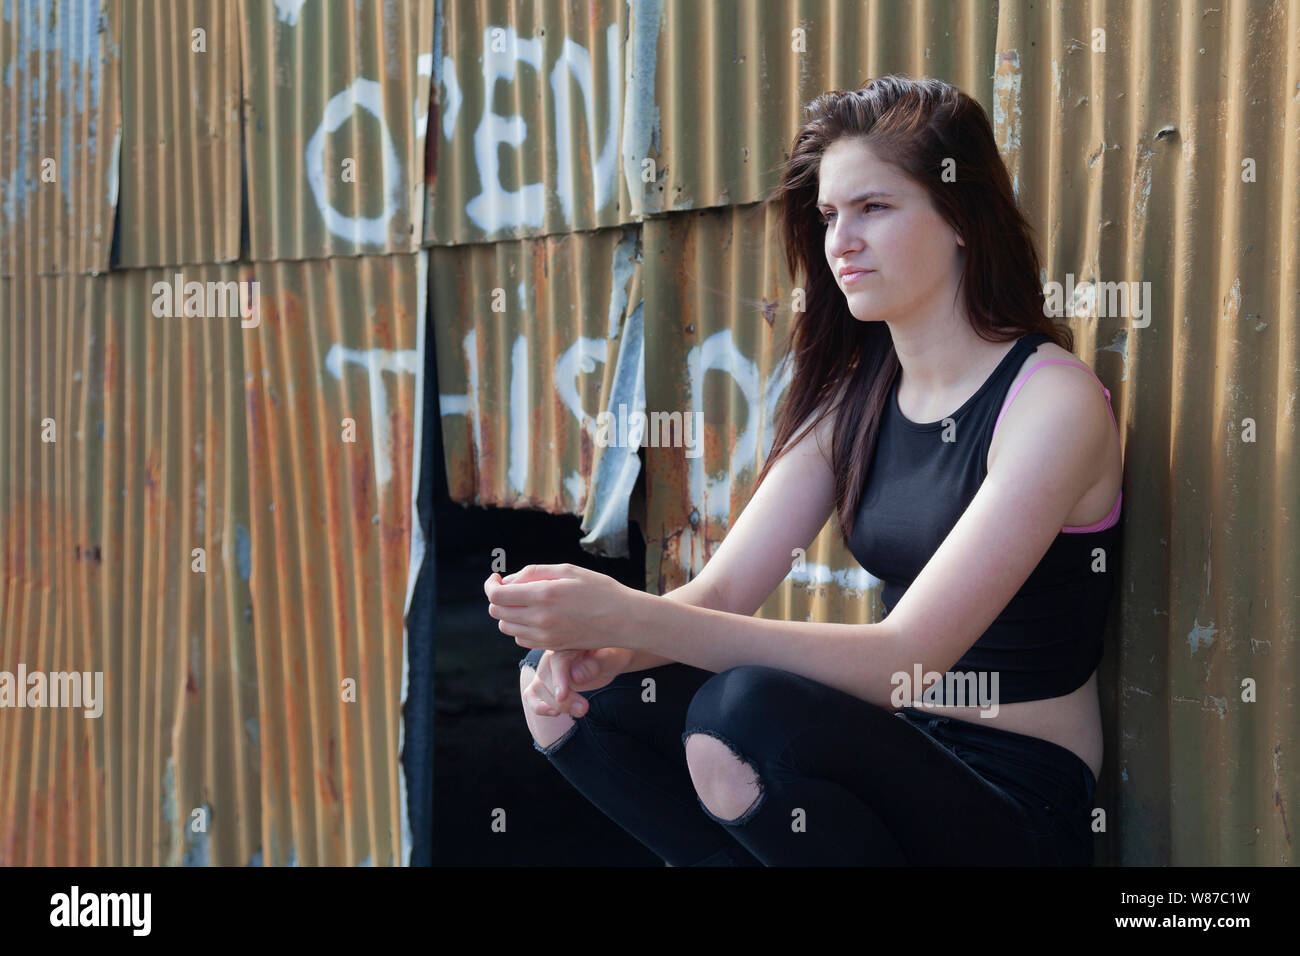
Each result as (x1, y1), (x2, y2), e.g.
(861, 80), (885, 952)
(484, 564), (639, 720)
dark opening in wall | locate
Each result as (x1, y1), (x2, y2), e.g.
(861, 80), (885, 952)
(429, 496), (655, 866)
(412, 284), (656, 865)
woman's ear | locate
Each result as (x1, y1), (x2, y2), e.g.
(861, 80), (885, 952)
(956, 234), (966, 248)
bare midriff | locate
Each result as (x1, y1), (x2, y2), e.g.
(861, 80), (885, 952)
(915, 671), (1103, 782)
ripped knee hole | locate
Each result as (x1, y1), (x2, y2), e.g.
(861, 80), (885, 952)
(684, 731), (765, 822)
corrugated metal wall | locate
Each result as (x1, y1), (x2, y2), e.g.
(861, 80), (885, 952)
(0, 0), (121, 276)
(2, 0), (431, 865)
(116, 0), (241, 268)
(242, 0), (433, 258)
(427, 0), (1298, 867)
(425, 0), (627, 242)
(5, 0), (1297, 866)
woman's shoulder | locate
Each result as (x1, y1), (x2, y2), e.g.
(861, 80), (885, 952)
(990, 339), (1117, 472)
(1007, 340), (1102, 395)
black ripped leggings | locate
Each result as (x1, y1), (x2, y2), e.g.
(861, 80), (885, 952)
(519, 648), (1097, 866)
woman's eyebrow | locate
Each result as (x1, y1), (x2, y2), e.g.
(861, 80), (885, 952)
(816, 190), (893, 210)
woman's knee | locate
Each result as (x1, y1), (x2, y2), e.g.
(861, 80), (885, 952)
(683, 665), (797, 747)
(680, 666), (795, 823)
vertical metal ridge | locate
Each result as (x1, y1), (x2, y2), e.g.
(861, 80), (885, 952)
(239, 0), (433, 260)
(115, 0), (241, 269)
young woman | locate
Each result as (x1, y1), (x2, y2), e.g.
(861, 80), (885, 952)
(487, 75), (1123, 866)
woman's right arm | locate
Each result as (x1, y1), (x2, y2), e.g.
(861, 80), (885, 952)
(620, 406), (839, 674)
(619, 577), (732, 672)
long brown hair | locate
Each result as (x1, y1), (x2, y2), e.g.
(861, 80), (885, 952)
(756, 74), (1073, 544)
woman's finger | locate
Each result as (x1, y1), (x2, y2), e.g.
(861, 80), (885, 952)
(523, 671), (554, 715)
(532, 658), (562, 711)
(528, 675), (560, 715)
(552, 651), (584, 703)
(491, 602), (542, 627)
(541, 655), (590, 717)
(500, 619), (544, 648)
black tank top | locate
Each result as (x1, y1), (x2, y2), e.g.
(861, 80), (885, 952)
(847, 332), (1121, 704)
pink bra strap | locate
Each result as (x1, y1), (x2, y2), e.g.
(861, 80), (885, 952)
(1061, 488), (1123, 533)
(993, 359), (1120, 442)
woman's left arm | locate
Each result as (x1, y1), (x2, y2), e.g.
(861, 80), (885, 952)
(631, 597), (908, 707)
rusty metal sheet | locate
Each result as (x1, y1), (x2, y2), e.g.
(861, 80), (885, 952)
(241, 253), (422, 865)
(425, 0), (1000, 244)
(114, 0), (242, 268)
(431, 224), (644, 556)
(240, 0), (434, 260)
(636, 0), (1001, 218)
(0, 0), (123, 276)
(0, 267), (261, 865)
(0, 254), (423, 865)
(426, 0), (630, 244)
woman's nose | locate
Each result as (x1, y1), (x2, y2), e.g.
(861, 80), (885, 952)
(827, 219), (861, 258)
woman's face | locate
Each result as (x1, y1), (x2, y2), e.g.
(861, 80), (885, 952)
(817, 136), (966, 323)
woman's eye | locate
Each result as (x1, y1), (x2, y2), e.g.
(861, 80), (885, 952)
(819, 203), (885, 225)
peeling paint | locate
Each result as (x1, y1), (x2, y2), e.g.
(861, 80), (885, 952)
(1, 0), (119, 272)
(1273, 745), (1292, 848)
(235, 524), (252, 581)
(161, 756), (178, 828)
(1131, 146), (1154, 227)
(992, 51), (1022, 198)
(274, 0), (308, 26)
(1221, 276), (1242, 322)
(622, 0), (664, 217)
(1187, 618), (1217, 654)
(1099, 328), (1129, 383)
